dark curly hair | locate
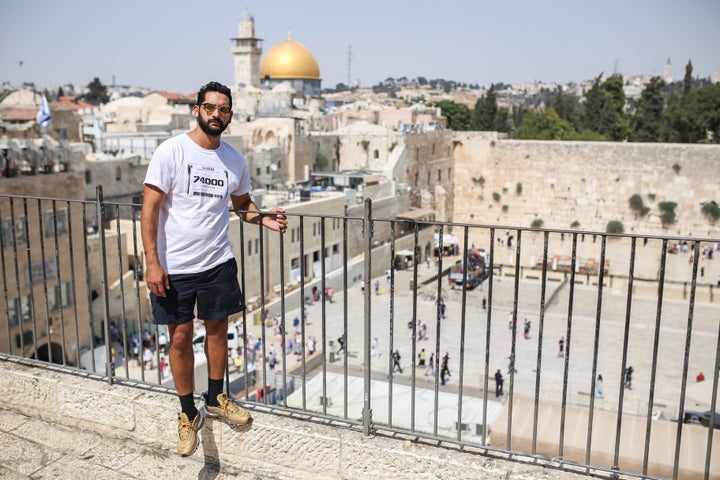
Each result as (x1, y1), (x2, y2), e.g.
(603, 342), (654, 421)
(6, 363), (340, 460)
(196, 81), (232, 109)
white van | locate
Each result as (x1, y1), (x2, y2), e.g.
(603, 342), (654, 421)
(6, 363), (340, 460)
(192, 325), (243, 353)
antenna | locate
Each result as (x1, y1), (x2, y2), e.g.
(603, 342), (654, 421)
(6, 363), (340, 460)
(347, 45), (353, 88)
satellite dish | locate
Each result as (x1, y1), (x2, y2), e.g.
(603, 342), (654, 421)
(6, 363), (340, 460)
(270, 163), (278, 171)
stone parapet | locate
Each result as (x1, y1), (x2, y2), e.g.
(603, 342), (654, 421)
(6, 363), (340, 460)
(0, 356), (593, 479)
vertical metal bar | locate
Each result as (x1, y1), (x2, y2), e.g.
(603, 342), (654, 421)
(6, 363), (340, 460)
(130, 204), (144, 377)
(32, 199), (46, 361)
(411, 222), (420, 431)
(613, 236), (636, 469)
(66, 201), (82, 368)
(22, 199), (37, 361)
(432, 224), (444, 437)
(258, 216), (269, 405)
(238, 216), (249, 401)
(481, 227), (495, 445)
(339, 215), (348, 415)
(505, 229), (522, 449)
(643, 238), (667, 475)
(52, 200), (68, 365)
(320, 216), (327, 414)
(96, 186), (113, 384)
(705, 309), (720, 480)
(10, 198), (25, 356)
(81, 203), (97, 374)
(585, 234), (608, 468)
(532, 230), (551, 454)
(362, 199), (373, 437)
(673, 241), (701, 480)
(0, 204), (12, 353)
(558, 231), (578, 457)
(456, 226), (469, 441)
(391, 220), (406, 427)
(112, 205), (128, 378)
(278, 219), (288, 407)
(299, 216), (307, 410)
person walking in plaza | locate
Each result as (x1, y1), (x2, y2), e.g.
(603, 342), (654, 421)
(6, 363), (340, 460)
(494, 369), (504, 397)
(141, 81), (287, 457)
(440, 352), (451, 385)
(523, 318), (531, 339)
(425, 352), (435, 377)
(392, 349), (403, 373)
(558, 336), (565, 357)
(595, 374), (604, 398)
(624, 366), (634, 389)
(418, 348), (426, 367)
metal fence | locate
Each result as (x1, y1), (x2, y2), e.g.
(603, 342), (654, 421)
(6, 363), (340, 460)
(1, 190), (719, 480)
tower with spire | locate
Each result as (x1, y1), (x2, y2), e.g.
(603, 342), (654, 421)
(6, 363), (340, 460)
(231, 10), (263, 88)
(664, 58), (672, 83)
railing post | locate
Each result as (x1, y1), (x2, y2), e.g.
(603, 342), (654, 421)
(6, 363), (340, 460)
(362, 198), (373, 437)
(96, 186), (114, 384)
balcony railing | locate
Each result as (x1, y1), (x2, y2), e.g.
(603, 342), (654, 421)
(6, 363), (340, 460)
(1, 188), (719, 480)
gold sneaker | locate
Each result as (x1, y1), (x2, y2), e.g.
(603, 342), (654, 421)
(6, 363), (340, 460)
(177, 410), (204, 457)
(204, 393), (251, 426)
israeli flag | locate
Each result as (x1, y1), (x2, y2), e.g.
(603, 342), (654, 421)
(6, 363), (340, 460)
(36, 95), (52, 127)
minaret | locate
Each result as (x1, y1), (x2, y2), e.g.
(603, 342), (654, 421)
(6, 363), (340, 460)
(664, 58), (672, 83)
(231, 10), (262, 88)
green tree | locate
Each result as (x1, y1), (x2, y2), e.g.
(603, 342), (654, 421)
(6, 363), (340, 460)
(472, 86), (497, 131)
(581, 74), (630, 141)
(686, 83), (720, 143)
(495, 107), (511, 133)
(436, 100), (471, 131)
(682, 60), (693, 97)
(84, 77), (109, 105)
(548, 88), (580, 130)
(57, 86), (64, 99)
(631, 77), (666, 142)
(512, 109), (575, 140)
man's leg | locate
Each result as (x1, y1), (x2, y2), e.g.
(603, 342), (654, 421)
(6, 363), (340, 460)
(169, 322), (196, 415)
(204, 317), (228, 406)
(202, 317), (251, 426)
(168, 321), (204, 457)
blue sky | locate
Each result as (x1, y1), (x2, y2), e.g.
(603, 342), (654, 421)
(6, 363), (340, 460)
(1, 0), (718, 94)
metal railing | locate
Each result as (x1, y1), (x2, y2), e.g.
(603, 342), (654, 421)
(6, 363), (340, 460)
(1, 189), (719, 480)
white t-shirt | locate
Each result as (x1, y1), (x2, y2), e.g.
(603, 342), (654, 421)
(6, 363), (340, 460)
(144, 134), (252, 274)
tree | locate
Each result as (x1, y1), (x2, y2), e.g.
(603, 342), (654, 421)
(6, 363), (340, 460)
(84, 77), (109, 105)
(495, 107), (511, 133)
(417, 76), (428, 86)
(581, 74), (630, 141)
(548, 88), (580, 130)
(57, 86), (64, 99)
(631, 77), (666, 142)
(472, 86), (497, 131)
(682, 60), (693, 97)
(435, 100), (471, 131)
(512, 109), (575, 140)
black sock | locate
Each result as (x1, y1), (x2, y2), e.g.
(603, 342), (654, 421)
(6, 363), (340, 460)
(207, 378), (224, 407)
(179, 393), (197, 421)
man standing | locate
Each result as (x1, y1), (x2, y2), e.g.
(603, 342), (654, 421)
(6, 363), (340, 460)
(440, 352), (451, 385)
(494, 369), (504, 397)
(141, 81), (287, 457)
(392, 350), (403, 373)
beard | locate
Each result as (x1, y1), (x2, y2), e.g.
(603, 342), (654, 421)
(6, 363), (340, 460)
(197, 114), (229, 137)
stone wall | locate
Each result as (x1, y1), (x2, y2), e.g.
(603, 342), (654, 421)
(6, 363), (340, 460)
(452, 134), (720, 237)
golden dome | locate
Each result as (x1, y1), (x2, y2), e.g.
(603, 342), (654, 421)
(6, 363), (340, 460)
(260, 33), (320, 80)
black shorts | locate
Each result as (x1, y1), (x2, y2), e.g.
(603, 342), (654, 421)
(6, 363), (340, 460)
(150, 258), (245, 325)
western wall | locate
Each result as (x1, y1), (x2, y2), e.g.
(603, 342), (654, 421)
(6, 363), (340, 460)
(451, 133), (720, 238)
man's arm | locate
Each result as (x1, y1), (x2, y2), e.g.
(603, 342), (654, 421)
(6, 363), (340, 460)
(231, 192), (287, 233)
(140, 184), (169, 297)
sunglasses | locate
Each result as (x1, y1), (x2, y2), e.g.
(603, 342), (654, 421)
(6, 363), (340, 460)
(200, 103), (232, 116)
